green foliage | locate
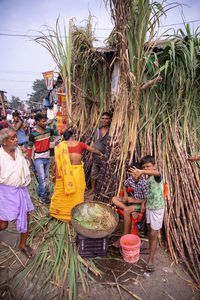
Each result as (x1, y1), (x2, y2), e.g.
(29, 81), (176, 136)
(9, 95), (24, 110)
(35, 19), (73, 115)
(28, 79), (48, 109)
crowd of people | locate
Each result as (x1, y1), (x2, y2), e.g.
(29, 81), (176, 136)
(0, 111), (37, 147)
(0, 110), (198, 271)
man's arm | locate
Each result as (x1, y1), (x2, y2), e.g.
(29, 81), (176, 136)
(127, 198), (144, 204)
(89, 141), (94, 164)
(87, 145), (103, 159)
(27, 133), (34, 165)
(47, 119), (54, 125)
(6, 120), (22, 131)
(51, 159), (56, 183)
(122, 184), (129, 202)
(21, 121), (27, 130)
(187, 155), (200, 162)
(50, 128), (59, 137)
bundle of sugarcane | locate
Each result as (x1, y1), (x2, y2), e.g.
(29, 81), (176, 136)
(133, 24), (200, 285)
(164, 133), (200, 285)
(10, 210), (102, 299)
(33, 0), (200, 286)
(35, 17), (111, 139)
(98, 1), (200, 286)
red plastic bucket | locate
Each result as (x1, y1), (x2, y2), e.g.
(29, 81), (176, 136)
(120, 234), (141, 263)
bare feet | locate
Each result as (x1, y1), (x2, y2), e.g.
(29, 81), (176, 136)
(20, 245), (34, 258)
(140, 248), (150, 254)
(86, 189), (94, 196)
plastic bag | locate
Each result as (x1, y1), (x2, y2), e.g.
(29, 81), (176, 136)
(136, 211), (147, 235)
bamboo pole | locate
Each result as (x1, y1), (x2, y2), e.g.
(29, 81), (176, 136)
(0, 92), (6, 115)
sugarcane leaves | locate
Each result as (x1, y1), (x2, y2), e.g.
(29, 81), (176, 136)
(127, 0), (165, 93)
(70, 17), (110, 135)
(68, 242), (77, 300)
(35, 18), (73, 119)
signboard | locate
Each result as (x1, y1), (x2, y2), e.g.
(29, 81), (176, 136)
(42, 71), (54, 90)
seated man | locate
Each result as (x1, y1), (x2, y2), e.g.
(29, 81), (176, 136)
(112, 163), (146, 248)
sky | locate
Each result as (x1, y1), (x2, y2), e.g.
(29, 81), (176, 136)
(0, 0), (200, 103)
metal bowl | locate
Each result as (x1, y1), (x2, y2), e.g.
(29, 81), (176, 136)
(71, 201), (119, 239)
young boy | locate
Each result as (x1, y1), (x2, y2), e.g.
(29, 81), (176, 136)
(130, 155), (164, 272)
(112, 163), (146, 248)
(28, 113), (58, 204)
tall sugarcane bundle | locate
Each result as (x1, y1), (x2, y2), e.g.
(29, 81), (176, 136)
(71, 18), (112, 137)
(94, 0), (165, 196)
(96, 1), (200, 285)
(35, 17), (111, 136)
(130, 23), (200, 284)
(33, 0), (200, 286)
(150, 32), (200, 284)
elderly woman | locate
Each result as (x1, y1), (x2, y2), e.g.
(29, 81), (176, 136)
(49, 130), (103, 222)
(0, 128), (34, 258)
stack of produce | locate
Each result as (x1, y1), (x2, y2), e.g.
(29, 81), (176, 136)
(72, 203), (117, 231)
(34, 0), (200, 286)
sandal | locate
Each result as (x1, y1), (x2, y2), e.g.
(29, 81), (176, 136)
(21, 245), (33, 258)
(146, 263), (155, 272)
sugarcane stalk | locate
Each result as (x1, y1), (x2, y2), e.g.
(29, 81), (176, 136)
(169, 222), (199, 284)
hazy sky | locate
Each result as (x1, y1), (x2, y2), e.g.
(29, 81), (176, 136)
(0, 0), (199, 102)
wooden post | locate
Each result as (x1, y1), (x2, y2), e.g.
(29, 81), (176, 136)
(0, 92), (6, 115)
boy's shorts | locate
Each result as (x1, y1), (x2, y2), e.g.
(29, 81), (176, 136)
(146, 208), (164, 230)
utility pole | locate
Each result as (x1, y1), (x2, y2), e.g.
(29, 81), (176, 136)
(0, 90), (6, 115)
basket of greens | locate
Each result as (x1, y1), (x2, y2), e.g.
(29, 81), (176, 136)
(71, 201), (119, 238)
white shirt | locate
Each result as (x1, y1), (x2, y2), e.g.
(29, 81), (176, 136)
(28, 118), (35, 128)
(0, 147), (31, 187)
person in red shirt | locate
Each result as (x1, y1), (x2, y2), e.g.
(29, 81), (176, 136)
(0, 116), (8, 129)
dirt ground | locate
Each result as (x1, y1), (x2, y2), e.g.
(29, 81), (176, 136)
(0, 189), (199, 299)
(0, 219), (199, 300)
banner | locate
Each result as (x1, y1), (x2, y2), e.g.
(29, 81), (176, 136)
(56, 88), (62, 106)
(42, 71), (54, 90)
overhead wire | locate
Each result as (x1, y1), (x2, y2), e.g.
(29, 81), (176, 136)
(0, 32), (106, 38)
(0, 70), (42, 75)
(1, 18), (199, 97)
(0, 79), (34, 82)
(0, 19), (199, 38)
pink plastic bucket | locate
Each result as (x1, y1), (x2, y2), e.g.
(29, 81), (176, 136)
(120, 234), (141, 263)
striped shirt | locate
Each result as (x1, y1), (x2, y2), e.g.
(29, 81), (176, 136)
(124, 176), (146, 200)
(28, 129), (57, 159)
